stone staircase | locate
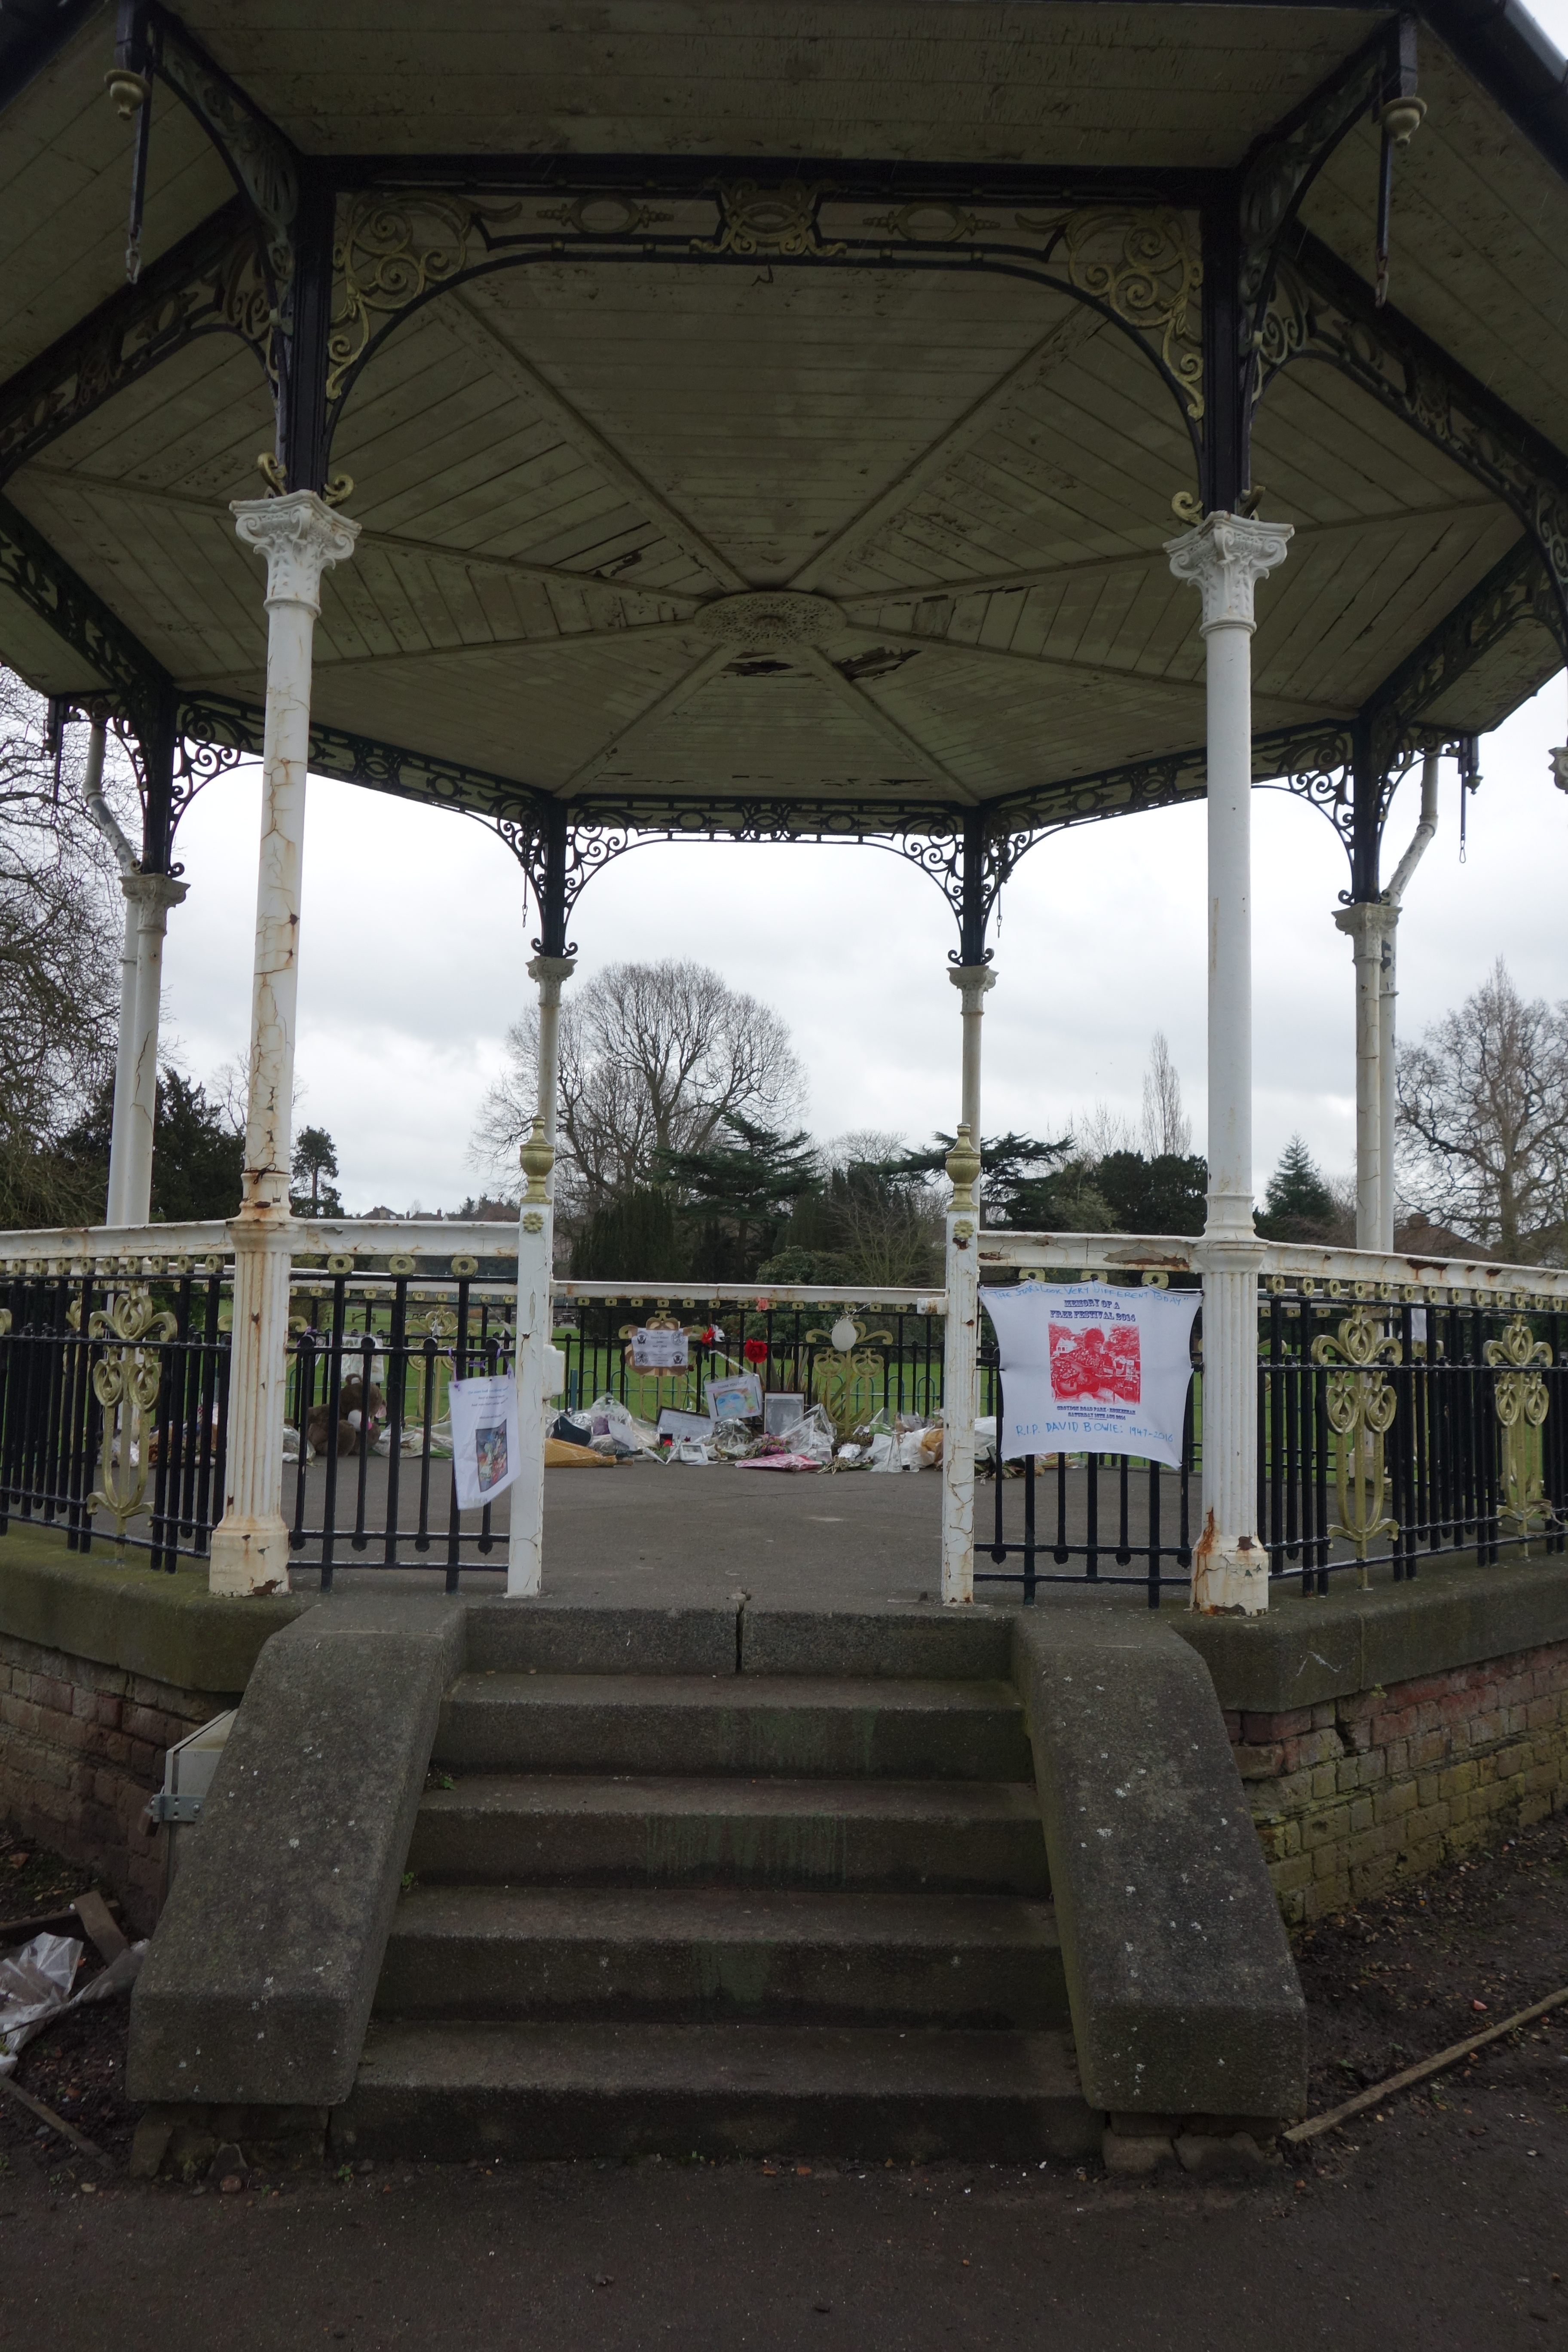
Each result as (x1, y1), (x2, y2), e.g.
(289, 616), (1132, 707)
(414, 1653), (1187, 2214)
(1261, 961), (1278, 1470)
(332, 1618), (1099, 2162)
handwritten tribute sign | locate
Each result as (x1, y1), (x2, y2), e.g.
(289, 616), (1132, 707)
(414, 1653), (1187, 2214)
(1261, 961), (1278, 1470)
(980, 1282), (1200, 1468)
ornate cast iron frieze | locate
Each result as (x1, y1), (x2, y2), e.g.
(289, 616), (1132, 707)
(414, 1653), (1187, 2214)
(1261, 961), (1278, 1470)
(147, 3), (300, 300)
(1259, 231), (1568, 639)
(1365, 534), (1564, 741)
(178, 692), (554, 830)
(0, 202), (272, 485)
(319, 175), (1204, 447)
(0, 494), (170, 721)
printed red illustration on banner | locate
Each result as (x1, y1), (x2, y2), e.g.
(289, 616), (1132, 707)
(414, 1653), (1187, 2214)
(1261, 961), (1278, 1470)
(1048, 1320), (1141, 1404)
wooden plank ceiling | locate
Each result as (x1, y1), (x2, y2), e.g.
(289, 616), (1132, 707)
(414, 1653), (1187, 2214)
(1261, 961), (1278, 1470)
(1, 0), (1565, 824)
(7, 245), (1524, 809)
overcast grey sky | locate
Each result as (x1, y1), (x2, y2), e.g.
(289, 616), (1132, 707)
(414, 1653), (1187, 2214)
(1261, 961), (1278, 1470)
(159, 671), (1568, 1215)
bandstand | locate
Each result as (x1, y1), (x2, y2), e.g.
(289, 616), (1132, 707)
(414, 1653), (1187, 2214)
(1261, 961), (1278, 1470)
(3, 1), (1568, 1614)
(9, 0), (1568, 2164)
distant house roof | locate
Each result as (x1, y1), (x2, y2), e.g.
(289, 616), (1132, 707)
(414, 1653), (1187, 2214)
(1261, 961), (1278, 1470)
(1395, 1212), (1488, 1261)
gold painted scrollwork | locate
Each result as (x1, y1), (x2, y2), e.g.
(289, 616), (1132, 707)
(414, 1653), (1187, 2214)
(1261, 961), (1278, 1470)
(805, 1316), (893, 1442)
(1015, 208), (1203, 420)
(864, 202), (999, 243)
(694, 181), (846, 260)
(328, 194), (520, 399)
(88, 1286), (176, 1557)
(1311, 1305), (1401, 1584)
(1484, 1315), (1554, 1549)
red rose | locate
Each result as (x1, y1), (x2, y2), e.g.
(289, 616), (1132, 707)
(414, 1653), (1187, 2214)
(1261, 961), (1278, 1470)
(743, 1338), (768, 1364)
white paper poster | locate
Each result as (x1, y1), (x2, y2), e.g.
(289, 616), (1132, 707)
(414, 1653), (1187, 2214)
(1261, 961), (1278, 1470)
(980, 1282), (1200, 1468)
(448, 1373), (522, 1510)
(631, 1325), (689, 1370)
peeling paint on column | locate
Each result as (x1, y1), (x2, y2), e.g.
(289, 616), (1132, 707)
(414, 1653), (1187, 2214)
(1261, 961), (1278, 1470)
(209, 493), (358, 1599)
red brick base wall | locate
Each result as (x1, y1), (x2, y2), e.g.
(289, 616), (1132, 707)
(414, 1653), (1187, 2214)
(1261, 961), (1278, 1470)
(1229, 1641), (1568, 1925)
(0, 1628), (230, 1932)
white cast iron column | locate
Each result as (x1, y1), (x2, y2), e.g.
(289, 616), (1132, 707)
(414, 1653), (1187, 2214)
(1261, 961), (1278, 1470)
(1332, 900), (1391, 1252)
(1167, 511), (1291, 1615)
(940, 1126), (982, 1605)
(508, 1117), (555, 1598)
(114, 871), (187, 1225)
(208, 491), (358, 1597)
(948, 964), (995, 1188)
(76, 715), (141, 1225)
(528, 952), (576, 1145)
(1377, 749), (1439, 1250)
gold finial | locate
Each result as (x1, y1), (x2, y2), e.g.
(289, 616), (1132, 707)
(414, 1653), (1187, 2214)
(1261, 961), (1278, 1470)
(1375, 93), (1427, 149)
(519, 1115), (554, 1204)
(945, 1123), (981, 1211)
(104, 67), (149, 119)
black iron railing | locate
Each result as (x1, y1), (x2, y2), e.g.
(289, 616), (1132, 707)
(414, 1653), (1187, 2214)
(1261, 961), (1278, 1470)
(975, 1282), (1567, 1605)
(3, 1265), (1563, 1600)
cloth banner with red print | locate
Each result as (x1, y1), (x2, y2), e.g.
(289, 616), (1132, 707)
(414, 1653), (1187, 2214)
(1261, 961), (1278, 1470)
(980, 1281), (1199, 1467)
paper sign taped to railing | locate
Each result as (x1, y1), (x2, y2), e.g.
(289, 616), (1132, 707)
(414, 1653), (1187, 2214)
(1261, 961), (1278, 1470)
(449, 1374), (522, 1510)
(631, 1325), (689, 1370)
(980, 1281), (1200, 1468)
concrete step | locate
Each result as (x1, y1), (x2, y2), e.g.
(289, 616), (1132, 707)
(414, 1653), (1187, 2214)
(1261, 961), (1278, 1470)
(408, 1775), (1049, 1896)
(433, 1674), (1033, 1782)
(376, 1883), (1066, 2029)
(334, 2019), (1100, 2163)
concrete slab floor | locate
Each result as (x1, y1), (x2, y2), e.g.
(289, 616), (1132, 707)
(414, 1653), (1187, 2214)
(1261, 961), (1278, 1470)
(311, 1464), (1187, 1611)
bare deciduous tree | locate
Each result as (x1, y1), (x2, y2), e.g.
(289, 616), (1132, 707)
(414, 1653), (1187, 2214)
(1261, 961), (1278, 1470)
(0, 674), (135, 1226)
(472, 959), (805, 1217)
(1396, 959), (1568, 1262)
(1141, 1029), (1192, 1158)
(1074, 1101), (1138, 1161)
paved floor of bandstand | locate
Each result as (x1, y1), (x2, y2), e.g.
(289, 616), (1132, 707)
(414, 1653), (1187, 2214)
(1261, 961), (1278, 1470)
(298, 1457), (1202, 1608)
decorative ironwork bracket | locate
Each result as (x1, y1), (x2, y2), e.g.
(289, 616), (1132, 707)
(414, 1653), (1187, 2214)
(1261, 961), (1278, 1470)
(1259, 230), (1568, 645)
(1240, 20), (1414, 400)
(0, 202), (272, 487)
(146, 2), (300, 303)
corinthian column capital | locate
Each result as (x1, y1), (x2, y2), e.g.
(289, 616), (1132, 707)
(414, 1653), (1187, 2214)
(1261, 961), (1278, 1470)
(947, 962), (997, 1013)
(1164, 510), (1292, 632)
(231, 490), (360, 616)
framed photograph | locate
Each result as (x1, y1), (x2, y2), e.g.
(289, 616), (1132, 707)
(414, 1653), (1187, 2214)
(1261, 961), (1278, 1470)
(705, 1371), (763, 1422)
(656, 1407), (714, 1442)
(763, 1392), (805, 1436)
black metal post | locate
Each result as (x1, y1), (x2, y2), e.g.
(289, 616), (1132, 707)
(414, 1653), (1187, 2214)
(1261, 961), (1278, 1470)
(957, 809), (990, 966)
(535, 802), (571, 957)
(1200, 190), (1246, 516)
(280, 166), (335, 495)
(139, 677), (179, 873)
(1348, 709), (1382, 903)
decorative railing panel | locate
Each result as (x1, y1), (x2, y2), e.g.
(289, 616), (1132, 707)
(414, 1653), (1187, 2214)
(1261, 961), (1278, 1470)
(2, 1219), (1564, 1600)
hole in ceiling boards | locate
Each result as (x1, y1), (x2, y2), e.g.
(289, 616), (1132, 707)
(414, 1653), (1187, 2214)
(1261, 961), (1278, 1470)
(836, 646), (920, 681)
(722, 656), (795, 675)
